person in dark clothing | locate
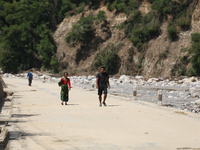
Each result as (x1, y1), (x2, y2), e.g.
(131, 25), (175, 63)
(27, 70), (33, 86)
(96, 67), (110, 107)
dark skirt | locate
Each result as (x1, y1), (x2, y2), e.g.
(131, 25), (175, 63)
(60, 84), (69, 102)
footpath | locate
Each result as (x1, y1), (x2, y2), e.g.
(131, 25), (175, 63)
(1, 77), (200, 150)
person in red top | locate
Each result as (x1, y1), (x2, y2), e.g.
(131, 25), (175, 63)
(58, 72), (71, 105)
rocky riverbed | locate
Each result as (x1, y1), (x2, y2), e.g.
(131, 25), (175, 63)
(2, 72), (200, 114)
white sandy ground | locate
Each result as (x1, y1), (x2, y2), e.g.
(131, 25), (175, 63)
(1, 77), (200, 150)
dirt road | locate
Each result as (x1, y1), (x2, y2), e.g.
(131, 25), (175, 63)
(2, 78), (200, 150)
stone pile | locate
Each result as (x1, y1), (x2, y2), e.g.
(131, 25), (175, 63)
(2, 72), (200, 113)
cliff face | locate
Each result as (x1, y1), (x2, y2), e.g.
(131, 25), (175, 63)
(53, 1), (200, 78)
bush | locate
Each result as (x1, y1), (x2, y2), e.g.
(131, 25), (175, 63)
(110, 1), (117, 11)
(191, 33), (200, 43)
(50, 55), (59, 73)
(187, 67), (197, 76)
(117, 3), (126, 12)
(96, 11), (106, 22)
(77, 2), (85, 14)
(189, 37), (200, 75)
(136, 42), (142, 49)
(129, 0), (140, 9)
(167, 22), (177, 40)
(118, 43), (125, 47)
(137, 64), (142, 68)
(115, 23), (126, 30)
(127, 48), (134, 63)
(180, 47), (188, 52)
(129, 10), (141, 23)
(66, 15), (95, 46)
(177, 16), (191, 30)
(145, 21), (160, 39)
(93, 44), (121, 75)
(106, 2), (111, 11)
(142, 11), (155, 24)
(130, 36), (140, 45)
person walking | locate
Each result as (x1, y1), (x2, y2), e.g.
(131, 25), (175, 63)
(58, 72), (71, 105)
(27, 70), (33, 86)
(96, 67), (110, 107)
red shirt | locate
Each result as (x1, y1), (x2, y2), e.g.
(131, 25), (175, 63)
(59, 78), (71, 88)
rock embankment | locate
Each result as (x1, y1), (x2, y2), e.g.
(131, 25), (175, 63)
(2, 72), (200, 113)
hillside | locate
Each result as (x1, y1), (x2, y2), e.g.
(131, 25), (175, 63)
(53, 0), (200, 78)
(1, 0), (200, 78)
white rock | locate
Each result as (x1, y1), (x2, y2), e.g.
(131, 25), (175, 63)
(83, 79), (90, 84)
(189, 87), (196, 93)
(184, 77), (197, 84)
(3, 73), (8, 77)
(88, 75), (95, 80)
(194, 100), (200, 105)
(169, 91), (174, 94)
(135, 76), (144, 79)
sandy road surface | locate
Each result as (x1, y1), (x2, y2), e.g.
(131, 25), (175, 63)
(2, 78), (200, 150)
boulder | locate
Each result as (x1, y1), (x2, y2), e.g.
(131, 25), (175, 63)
(184, 77), (197, 84)
(88, 75), (95, 80)
(3, 74), (8, 77)
(135, 76), (144, 79)
(194, 100), (200, 106)
(189, 87), (196, 93)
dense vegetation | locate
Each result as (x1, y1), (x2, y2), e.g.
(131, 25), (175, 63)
(0, 0), (199, 76)
(92, 44), (121, 75)
(0, 0), (101, 73)
(188, 33), (200, 76)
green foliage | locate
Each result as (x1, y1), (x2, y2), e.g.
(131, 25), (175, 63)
(50, 55), (59, 73)
(191, 33), (200, 43)
(66, 11), (107, 46)
(0, 0), (57, 73)
(105, 0), (140, 13)
(93, 44), (121, 75)
(66, 15), (95, 47)
(127, 48), (134, 63)
(129, 20), (160, 49)
(167, 22), (177, 40)
(137, 64), (142, 69)
(188, 33), (200, 76)
(117, 3), (126, 12)
(177, 16), (191, 30)
(187, 67), (196, 76)
(115, 23), (126, 30)
(95, 10), (106, 25)
(142, 11), (155, 24)
(180, 47), (188, 52)
(96, 11), (106, 21)
(77, 2), (85, 14)
(171, 63), (187, 76)
(118, 42), (125, 47)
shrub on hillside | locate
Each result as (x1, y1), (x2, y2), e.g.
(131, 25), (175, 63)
(117, 3), (126, 12)
(191, 33), (200, 43)
(77, 2), (85, 14)
(189, 33), (200, 75)
(96, 11), (106, 22)
(142, 11), (155, 24)
(167, 22), (177, 40)
(93, 44), (121, 75)
(50, 55), (59, 73)
(66, 15), (95, 47)
(177, 16), (191, 30)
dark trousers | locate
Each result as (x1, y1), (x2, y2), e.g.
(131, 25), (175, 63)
(29, 78), (32, 86)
